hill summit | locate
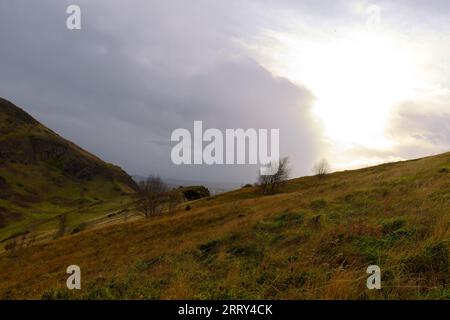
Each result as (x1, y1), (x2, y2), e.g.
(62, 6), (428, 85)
(0, 97), (137, 237)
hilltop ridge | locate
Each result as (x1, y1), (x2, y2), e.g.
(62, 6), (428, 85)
(0, 97), (137, 240)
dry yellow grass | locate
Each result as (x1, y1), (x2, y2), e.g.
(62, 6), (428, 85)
(0, 152), (449, 299)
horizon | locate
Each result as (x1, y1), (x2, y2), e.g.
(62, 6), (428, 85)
(1, 0), (449, 185)
(4, 95), (447, 189)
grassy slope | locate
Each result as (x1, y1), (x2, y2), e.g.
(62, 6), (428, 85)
(0, 98), (137, 242)
(0, 152), (449, 299)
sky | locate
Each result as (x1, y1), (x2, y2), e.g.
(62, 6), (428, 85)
(0, 0), (449, 187)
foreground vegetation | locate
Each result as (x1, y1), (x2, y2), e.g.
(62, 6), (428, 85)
(0, 151), (449, 299)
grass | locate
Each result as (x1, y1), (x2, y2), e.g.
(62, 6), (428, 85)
(0, 152), (449, 299)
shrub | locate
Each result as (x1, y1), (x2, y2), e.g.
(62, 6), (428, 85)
(181, 186), (210, 201)
(313, 158), (330, 178)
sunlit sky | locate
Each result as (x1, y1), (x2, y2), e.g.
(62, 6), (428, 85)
(1, 0), (450, 186)
(245, 1), (450, 169)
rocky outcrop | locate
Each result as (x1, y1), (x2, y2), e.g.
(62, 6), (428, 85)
(0, 97), (138, 193)
(0, 97), (38, 127)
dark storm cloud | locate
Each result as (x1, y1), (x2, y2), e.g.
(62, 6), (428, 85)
(0, 0), (322, 186)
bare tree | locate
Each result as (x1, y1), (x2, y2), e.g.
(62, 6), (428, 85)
(258, 157), (290, 195)
(136, 176), (168, 218)
(314, 158), (330, 179)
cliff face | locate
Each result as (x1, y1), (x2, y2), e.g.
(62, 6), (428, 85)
(0, 97), (137, 228)
(0, 97), (137, 186)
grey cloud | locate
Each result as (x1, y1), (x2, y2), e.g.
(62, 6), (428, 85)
(0, 0), (323, 186)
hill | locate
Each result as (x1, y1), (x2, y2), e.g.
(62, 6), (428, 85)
(0, 149), (448, 299)
(0, 98), (137, 242)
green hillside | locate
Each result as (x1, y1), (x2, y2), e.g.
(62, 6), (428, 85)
(0, 98), (137, 242)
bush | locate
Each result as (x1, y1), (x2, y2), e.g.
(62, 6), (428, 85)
(313, 159), (330, 178)
(181, 186), (210, 201)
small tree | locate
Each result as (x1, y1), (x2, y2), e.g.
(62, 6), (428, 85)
(258, 157), (290, 195)
(136, 176), (168, 218)
(314, 158), (330, 179)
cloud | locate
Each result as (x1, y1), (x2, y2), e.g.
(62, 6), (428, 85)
(336, 99), (450, 169)
(0, 0), (323, 186)
(386, 101), (450, 157)
(2, 0), (449, 185)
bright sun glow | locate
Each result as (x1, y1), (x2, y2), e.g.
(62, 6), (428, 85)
(249, 28), (421, 152)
